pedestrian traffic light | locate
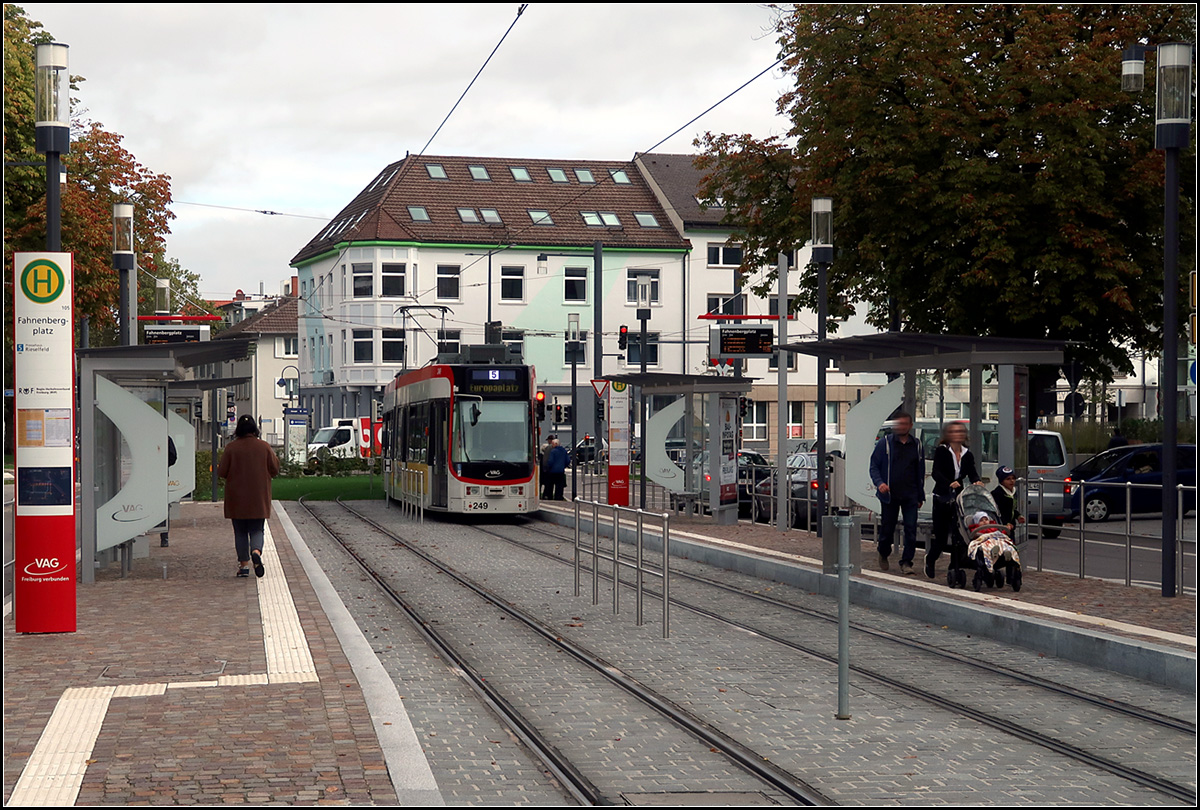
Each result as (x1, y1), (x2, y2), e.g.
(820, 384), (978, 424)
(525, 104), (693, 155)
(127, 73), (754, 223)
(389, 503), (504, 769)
(535, 391), (546, 421)
(618, 325), (629, 350)
(562, 404), (573, 423)
(554, 403), (563, 423)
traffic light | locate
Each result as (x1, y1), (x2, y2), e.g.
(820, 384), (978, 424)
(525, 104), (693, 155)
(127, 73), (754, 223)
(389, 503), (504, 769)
(618, 325), (629, 350)
(535, 391), (546, 421)
(562, 404), (573, 423)
(596, 399), (605, 422)
(739, 396), (751, 418)
(554, 403), (563, 423)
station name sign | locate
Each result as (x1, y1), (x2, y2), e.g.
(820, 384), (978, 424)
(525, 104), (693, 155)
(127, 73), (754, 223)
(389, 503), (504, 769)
(709, 325), (776, 359)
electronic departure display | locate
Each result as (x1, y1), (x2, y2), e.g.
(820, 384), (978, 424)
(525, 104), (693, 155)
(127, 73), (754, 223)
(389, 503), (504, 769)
(459, 367), (525, 396)
(709, 325), (776, 359)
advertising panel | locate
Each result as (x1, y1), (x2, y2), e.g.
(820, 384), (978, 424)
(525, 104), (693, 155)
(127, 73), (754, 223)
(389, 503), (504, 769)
(13, 252), (76, 633)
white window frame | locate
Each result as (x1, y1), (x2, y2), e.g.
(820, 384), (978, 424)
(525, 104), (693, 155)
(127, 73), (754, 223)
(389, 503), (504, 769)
(500, 265), (524, 302)
(382, 329), (405, 364)
(707, 242), (744, 267)
(436, 264), (461, 301)
(381, 262), (406, 297)
(626, 269), (660, 305)
(352, 329), (373, 364)
(625, 332), (660, 367)
(564, 266), (588, 303)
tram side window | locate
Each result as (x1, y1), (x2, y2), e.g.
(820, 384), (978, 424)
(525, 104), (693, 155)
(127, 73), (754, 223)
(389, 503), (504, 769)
(406, 403), (428, 464)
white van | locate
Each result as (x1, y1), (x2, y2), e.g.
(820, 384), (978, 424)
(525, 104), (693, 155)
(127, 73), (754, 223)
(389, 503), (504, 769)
(307, 417), (367, 465)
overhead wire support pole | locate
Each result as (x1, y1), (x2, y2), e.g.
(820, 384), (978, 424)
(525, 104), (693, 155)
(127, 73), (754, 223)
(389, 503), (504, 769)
(776, 252), (789, 531)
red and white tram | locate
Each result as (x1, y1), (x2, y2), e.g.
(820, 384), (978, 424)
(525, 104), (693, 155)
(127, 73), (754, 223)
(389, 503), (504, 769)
(382, 362), (539, 514)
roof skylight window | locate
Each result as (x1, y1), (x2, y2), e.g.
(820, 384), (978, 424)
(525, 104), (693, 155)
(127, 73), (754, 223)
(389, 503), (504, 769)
(634, 212), (660, 227)
(468, 165), (490, 180)
(600, 212), (620, 227)
(609, 169), (631, 184)
(581, 211), (602, 226)
(528, 209), (554, 225)
(408, 206), (430, 222)
(426, 164), (448, 179)
(574, 168), (595, 184)
(480, 208), (502, 224)
(510, 167), (532, 182)
(457, 207), (480, 223)
(547, 168), (568, 183)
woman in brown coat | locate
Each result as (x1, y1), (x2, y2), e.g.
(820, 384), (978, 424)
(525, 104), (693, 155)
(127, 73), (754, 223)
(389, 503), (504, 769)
(218, 415), (280, 577)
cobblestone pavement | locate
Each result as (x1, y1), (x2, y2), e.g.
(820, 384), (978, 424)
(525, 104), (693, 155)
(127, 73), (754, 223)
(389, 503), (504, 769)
(3, 503), (395, 806)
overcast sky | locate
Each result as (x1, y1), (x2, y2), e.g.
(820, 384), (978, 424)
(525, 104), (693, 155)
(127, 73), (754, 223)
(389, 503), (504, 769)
(22, 3), (794, 302)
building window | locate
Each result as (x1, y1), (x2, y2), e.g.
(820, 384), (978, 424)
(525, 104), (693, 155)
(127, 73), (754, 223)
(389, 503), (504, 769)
(437, 265), (460, 300)
(788, 401), (804, 439)
(564, 331), (588, 365)
(382, 329), (405, 363)
(528, 209), (553, 225)
(426, 163), (447, 179)
(547, 167), (568, 183)
(582, 211), (619, 227)
(457, 207), (480, 223)
(437, 329), (461, 354)
(353, 330), (373, 363)
(480, 208), (502, 224)
(626, 333), (659, 367)
(769, 351), (797, 371)
(633, 212), (659, 227)
(382, 263), (406, 297)
(468, 165), (490, 180)
(581, 211), (602, 226)
(277, 378), (299, 400)
(706, 293), (746, 317)
(502, 329), (524, 358)
(609, 168), (631, 184)
(510, 166), (532, 181)
(500, 266), (524, 301)
(708, 243), (744, 267)
(352, 262), (373, 298)
(745, 401), (768, 441)
(564, 266), (587, 302)
(281, 336), (298, 357)
(574, 168), (595, 184)
(626, 269), (660, 304)
(407, 206), (430, 221)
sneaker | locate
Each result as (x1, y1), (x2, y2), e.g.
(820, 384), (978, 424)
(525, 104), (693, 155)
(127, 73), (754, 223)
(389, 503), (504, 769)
(237, 568), (250, 578)
(899, 560), (914, 575)
(251, 550), (265, 578)
(878, 553), (890, 571)
(924, 556), (936, 579)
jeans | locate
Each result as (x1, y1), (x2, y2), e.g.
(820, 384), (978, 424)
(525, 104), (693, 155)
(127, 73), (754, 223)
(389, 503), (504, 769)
(877, 497), (920, 563)
(232, 518), (265, 563)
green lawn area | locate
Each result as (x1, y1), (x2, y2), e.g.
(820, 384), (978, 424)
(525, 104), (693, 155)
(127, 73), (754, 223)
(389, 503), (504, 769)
(272, 474), (387, 502)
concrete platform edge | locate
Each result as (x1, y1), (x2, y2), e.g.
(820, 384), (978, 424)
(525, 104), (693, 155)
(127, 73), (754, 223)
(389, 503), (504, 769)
(275, 503), (445, 806)
(539, 509), (1196, 692)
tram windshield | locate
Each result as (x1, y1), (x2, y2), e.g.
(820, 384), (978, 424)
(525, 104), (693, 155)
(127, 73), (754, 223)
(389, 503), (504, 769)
(451, 400), (531, 463)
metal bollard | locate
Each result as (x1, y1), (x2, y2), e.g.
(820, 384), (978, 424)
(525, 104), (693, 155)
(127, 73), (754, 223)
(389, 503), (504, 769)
(833, 508), (853, 720)
(592, 501), (600, 605)
(636, 511), (644, 626)
(612, 504), (620, 614)
(574, 500), (581, 597)
(661, 511), (671, 639)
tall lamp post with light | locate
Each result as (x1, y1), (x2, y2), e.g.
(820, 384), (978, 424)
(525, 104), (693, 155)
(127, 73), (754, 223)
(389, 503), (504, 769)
(810, 197), (834, 536)
(35, 42), (69, 251)
(1122, 40), (1192, 598)
(113, 203), (136, 345)
(277, 364), (301, 463)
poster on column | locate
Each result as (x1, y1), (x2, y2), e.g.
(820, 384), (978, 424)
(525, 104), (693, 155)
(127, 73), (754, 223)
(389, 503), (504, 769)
(607, 382), (631, 507)
(13, 252), (76, 633)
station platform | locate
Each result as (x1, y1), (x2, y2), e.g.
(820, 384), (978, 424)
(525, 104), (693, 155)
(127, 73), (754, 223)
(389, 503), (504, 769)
(3, 499), (1194, 805)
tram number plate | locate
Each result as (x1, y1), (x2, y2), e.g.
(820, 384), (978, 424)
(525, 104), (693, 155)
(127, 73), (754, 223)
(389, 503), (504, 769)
(465, 501), (491, 511)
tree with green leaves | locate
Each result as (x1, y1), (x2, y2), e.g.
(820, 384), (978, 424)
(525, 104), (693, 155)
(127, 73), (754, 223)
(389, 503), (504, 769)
(696, 4), (1195, 382)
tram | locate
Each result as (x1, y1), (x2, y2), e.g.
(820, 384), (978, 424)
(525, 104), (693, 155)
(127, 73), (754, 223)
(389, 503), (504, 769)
(382, 361), (539, 514)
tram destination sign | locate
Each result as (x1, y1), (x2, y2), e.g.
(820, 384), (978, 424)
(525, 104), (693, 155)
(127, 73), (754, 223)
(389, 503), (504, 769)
(709, 325), (776, 359)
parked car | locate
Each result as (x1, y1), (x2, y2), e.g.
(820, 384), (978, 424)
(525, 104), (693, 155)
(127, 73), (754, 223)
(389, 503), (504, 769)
(750, 452), (826, 528)
(572, 435), (608, 464)
(1066, 443), (1197, 521)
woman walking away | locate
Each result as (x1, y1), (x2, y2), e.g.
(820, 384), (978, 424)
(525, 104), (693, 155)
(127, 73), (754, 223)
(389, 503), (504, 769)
(926, 421), (980, 579)
(218, 415), (280, 578)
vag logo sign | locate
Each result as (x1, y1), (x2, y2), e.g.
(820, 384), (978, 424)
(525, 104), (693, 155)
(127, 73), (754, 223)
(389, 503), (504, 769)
(111, 503), (146, 522)
(23, 557), (66, 576)
(20, 259), (66, 304)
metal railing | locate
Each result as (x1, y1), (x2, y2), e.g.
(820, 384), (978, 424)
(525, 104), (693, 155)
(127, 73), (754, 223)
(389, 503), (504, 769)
(389, 465), (425, 523)
(1022, 475), (1195, 592)
(743, 462), (822, 529)
(573, 499), (671, 638)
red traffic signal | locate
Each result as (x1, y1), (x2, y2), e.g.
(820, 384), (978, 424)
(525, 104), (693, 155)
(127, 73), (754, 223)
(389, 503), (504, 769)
(618, 325), (629, 350)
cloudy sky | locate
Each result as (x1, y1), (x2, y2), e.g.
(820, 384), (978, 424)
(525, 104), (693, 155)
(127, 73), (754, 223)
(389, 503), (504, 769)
(22, 3), (794, 302)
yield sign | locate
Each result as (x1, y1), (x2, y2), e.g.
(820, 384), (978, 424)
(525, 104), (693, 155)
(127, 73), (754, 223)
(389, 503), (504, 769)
(590, 379), (610, 398)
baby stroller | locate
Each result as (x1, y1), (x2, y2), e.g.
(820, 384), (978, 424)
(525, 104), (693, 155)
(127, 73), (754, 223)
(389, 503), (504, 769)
(956, 483), (1023, 592)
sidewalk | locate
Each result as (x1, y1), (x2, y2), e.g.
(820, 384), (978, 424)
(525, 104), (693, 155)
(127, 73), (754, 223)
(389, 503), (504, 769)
(2, 502), (408, 806)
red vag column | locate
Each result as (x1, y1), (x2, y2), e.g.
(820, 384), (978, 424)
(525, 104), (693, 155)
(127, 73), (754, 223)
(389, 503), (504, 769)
(607, 382), (631, 507)
(13, 252), (77, 633)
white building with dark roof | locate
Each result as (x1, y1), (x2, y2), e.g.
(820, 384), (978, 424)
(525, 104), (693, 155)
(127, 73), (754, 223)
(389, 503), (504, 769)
(290, 154), (691, 433)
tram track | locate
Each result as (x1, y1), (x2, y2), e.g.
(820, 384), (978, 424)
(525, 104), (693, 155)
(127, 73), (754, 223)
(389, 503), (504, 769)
(473, 516), (1197, 805)
(299, 497), (832, 806)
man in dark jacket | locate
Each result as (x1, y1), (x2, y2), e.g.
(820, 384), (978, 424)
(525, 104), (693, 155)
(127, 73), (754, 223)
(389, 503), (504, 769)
(545, 437), (570, 501)
(868, 412), (925, 573)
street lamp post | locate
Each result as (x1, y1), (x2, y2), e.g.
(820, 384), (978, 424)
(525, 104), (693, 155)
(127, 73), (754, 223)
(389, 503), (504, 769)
(1122, 40), (1192, 598)
(634, 273), (653, 509)
(113, 203), (136, 345)
(811, 197), (834, 537)
(35, 42), (69, 251)
(277, 364), (301, 464)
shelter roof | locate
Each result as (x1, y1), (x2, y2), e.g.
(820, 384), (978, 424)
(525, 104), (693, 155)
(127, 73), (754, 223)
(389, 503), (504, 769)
(782, 332), (1066, 373)
(603, 371), (755, 394)
(77, 338), (253, 370)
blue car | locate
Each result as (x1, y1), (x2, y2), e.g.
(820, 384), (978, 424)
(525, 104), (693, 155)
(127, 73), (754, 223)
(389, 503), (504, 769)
(1067, 444), (1197, 522)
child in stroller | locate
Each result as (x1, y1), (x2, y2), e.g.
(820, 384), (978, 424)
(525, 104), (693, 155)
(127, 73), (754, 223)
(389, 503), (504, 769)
(953, 484), (1023, 592)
